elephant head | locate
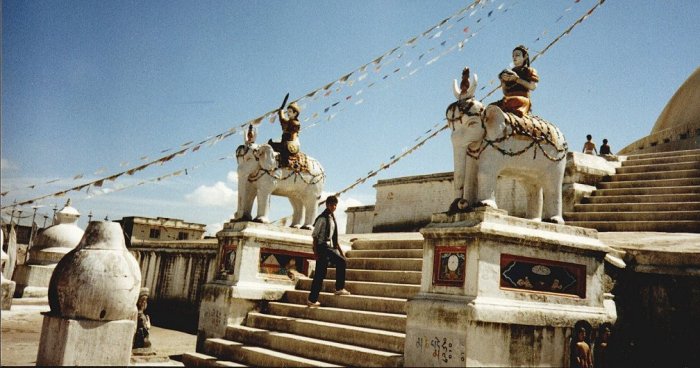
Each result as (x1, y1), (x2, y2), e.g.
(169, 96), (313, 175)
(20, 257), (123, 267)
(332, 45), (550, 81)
(447, 70), (485, 211)
(255, 144), (278, 171)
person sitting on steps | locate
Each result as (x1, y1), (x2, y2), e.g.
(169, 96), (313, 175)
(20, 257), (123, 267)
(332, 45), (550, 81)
(599, 138), (612, 155)
(582, 134), (597, 155)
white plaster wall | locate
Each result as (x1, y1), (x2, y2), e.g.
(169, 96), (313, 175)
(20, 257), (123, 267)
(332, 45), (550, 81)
(370, 173), (529, 232)
(372, 173), (453, 232)
(345, 207), (374, 234)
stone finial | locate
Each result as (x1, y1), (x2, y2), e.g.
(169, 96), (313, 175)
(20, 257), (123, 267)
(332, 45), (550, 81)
(55, 199), (80, 225)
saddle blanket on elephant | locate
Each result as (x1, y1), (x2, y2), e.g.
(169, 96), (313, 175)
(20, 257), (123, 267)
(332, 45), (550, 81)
(281, 152), (312, 173)
(503, 112), (565, 150)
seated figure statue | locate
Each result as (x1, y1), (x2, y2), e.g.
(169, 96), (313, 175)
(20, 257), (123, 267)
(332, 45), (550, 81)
(132, 288), (152, 350)
(491, 44), (539, 118)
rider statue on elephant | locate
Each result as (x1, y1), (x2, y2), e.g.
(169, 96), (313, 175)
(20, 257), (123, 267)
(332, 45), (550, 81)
(232, 94), (325, 229)
(269, 93), (302, 168)
(446, 45), (568, 224)
(492, 44), (539, 118)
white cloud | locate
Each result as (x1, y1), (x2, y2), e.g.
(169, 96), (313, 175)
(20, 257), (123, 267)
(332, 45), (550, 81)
(206, 222), (224, 236)
(185, 181), (236, 207)
(226, 171), (238, 184)
(321, 192), (364, 234)
(0, 158), (18, 171)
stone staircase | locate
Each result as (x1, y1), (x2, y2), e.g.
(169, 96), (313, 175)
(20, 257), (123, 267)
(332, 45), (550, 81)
(565, 148), (700, 232)
(183, 234), (423, 367)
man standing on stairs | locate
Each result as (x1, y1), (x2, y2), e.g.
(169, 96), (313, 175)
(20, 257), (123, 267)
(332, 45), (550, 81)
(308, 195), (351, 307)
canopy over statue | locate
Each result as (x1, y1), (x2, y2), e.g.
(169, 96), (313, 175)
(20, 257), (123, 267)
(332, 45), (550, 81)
(447, 45), (568, 223)
(233, 94), (325, 229)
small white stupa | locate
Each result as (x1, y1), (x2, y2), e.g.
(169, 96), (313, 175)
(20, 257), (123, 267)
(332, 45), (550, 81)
(12, 199), (85, 297)
(28, 199), (85, 265)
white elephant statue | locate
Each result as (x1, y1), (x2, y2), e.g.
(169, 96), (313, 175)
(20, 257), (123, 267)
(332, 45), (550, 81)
(233, 141), (325, 229)
(447, 69), (568, 223)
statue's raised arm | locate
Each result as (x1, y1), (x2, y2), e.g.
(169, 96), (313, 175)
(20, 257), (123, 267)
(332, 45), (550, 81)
(269, 93), (301, 168)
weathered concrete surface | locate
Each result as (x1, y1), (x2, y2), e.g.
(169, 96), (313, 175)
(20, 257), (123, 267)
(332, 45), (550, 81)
(36, 313), (136, 366)
(49, 221), (141, 321)
(130, 239), (217, 332)
(1, 278), (15, 310)
(1, 297), (193, 366)
(599, 232), (700, 274)
(596, 231), (700, 367)
(37, 221), (141, 366)
(196, 221), (315, 350)
(405, 208), (618, 366)
(1, 246), (16, 310)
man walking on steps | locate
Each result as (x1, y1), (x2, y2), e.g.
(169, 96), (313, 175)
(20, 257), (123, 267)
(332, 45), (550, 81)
(307, 195), (351, 307)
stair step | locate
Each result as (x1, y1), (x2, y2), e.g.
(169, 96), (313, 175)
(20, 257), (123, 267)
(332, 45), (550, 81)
(204, 337), (338, 367)
(598, 177), (700, 189)
(621, 153), (700, 167)
(284, 290), (408, 314)
(346, 257), (423, 271)
(574, 202), (700, 212)
(296, 278), (421, 299)
(267, 302), (407, 333)
(350, 237), (424, 250)
(591, 186), (700, 197)
(226, 325), (403, 367)
(582, 193), (700, 204)
(247, 312), (405, 353)
(183, 351), (220, 367)
(564, 211), (700, 222)
(604, 169), (700, 182)
(566, 220), (700, 232)
(615, 161), (700, 174)
(328, 268), (422, 284)
(624, 148), (700, 161)
(347, 249), (423, 258)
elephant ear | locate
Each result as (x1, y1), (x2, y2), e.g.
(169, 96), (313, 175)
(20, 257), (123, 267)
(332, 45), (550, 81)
(258, 145), (278, 171)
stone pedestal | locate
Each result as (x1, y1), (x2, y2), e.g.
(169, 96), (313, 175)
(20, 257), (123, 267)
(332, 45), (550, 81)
(197, 221), (314, 350)
(404, 208), (620, 367)
(37, 313), (135, 366)
(37, 221), (141, 366)
(12, 263), (56, 297)
(0, 277), (15, 310)
(1, 246), (16, 310)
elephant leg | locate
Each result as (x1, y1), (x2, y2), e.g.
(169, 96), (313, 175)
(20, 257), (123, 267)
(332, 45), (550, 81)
(452, 140), (467, 201)
(234, 180), (255, 221)
(542, 177), (564, 224)
(254, 185), (272, 223)
(476, 165), (498, 209)
(524, 183), (543, 221)
(301, 194), (320, 230)
(289, 197), (303, 228)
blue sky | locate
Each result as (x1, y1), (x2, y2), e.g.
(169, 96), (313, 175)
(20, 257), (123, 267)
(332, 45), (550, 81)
(2, 0), (699, 234)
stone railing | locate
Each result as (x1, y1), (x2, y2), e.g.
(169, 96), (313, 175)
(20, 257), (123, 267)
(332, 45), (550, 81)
(345, 152), (624, 233)
(618, 120), (699, 155)
(128, 239), (218, 332)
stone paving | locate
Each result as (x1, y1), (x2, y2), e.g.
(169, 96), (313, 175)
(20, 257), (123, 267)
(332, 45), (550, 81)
(1, 297), (195, 366)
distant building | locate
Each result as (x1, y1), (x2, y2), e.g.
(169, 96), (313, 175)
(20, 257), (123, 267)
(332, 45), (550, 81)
(116, 216), (206, 246)
(1, 215), (37, 246)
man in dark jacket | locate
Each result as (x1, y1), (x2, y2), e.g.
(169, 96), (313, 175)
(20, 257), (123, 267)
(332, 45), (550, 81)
(307, 195), (350, 307)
